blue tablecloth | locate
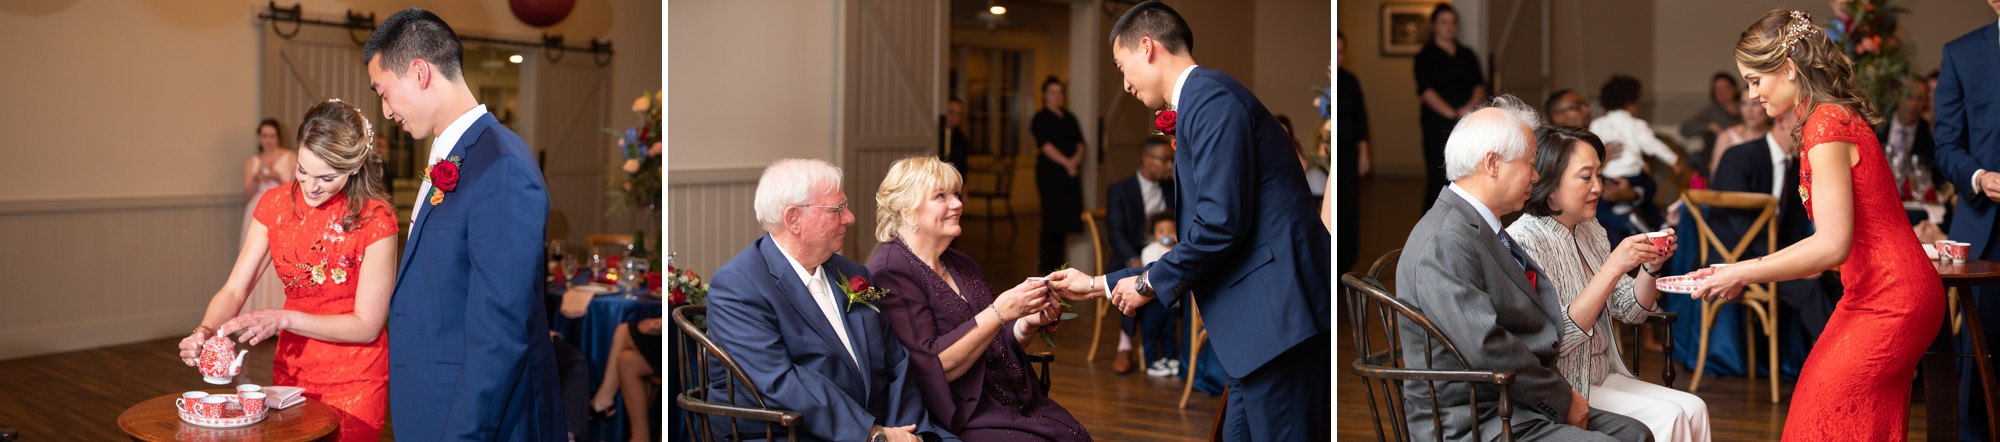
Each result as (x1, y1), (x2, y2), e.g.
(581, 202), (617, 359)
(1665, 209), (1808, 380)
(578, 286), (663, 442)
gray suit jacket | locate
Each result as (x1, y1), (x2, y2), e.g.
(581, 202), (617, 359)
(1396, 189), (1575, 441)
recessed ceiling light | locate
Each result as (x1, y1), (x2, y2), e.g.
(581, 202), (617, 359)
(989, 5), (1007, 15)
(509, 54), (524, 64)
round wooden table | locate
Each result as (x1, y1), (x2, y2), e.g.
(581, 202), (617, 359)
(117, 390), (338, 442)
(1925, 258), (2000, 442)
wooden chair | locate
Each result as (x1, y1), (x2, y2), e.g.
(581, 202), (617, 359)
(670, 305), (803, 441)
(1679, 189), (1782, 401)
(587, 234), (635, 253)
(964, 153), (1019, 239)
(1178, 296), (1208, 409)
(1342, 273), (1518, 441)
(1080, 209), (1143, 366)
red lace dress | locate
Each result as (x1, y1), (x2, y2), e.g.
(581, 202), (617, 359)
(252, 184), (397, 442)
(1783, 104), (1946, 441)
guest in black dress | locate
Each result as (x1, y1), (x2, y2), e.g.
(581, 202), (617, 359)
(1337, 32), (1371, 274)
(868, 156), (1090, 441)
(941, 97), (972, 177)
(1412, 3), (1486, 212)
(1031, 76), (1086, 272)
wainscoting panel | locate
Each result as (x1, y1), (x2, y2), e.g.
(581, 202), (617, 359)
(665, 168), (763, 275)
(0, 195), (242, 361)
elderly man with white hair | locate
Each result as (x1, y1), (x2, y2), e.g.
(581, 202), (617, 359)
(1394, 95), (1652, 442)
(704, 159), (959, 442)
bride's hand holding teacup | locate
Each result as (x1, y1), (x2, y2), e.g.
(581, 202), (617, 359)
(217, 309), (294, 346)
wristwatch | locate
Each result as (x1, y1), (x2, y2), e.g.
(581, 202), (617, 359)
(1134, 271), (1156, 297)
(870, 426), (888, 442)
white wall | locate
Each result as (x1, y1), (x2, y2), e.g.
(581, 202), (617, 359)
(1255, 0), (1334, 149)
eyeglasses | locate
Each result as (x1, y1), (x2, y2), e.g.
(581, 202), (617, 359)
(793, 202), (847, 215)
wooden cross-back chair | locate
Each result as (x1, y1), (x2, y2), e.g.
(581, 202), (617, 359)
(1679, 188), (1782, 402)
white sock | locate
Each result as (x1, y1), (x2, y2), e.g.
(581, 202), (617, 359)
(1117, 333), (1133, 352)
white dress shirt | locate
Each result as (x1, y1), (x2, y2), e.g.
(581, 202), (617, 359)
(1766, 133), (1789, 199)
(772, 235), (862, 372)
(1167, 64), (1200, 110)
(1448, 183), (1505, 235)
(1591, 110), (1681, 179)
(411, 104), (489, 229)
(1887, 118), (1918, 159)
(1137, 172), (1168, 217)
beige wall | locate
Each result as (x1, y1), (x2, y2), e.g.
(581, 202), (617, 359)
(0, 0), (659, 360)
(1337, 0), (1444, 178)
(1651, 0), (1998, 123)
(1254, 0), (1333, 150)
(667, 0), (840, 173)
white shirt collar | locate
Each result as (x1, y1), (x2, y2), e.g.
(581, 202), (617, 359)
(769, 234), (824, 284)
(427, 104), (489, 162)
(1168, 64), (1199, 109)
(1448, 183), (1505, 234)
(1765, 132), (1787, 161)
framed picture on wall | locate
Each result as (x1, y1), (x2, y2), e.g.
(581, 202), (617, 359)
(1381, 2), (1431, 56)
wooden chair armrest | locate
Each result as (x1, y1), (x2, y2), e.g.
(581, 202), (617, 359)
(676, 392), (805, 427)
(1349, 362), (1516, 386)
(1642, 310), (1677, 324)
(1023, 352), (1055, 363)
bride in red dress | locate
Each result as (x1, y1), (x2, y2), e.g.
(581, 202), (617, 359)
(1691, 9), (1946, 441)
(176, 99), (399, 441)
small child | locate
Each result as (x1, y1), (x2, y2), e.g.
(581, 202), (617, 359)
(1140, 213), (1177, 266)
(1138, 213), (1181, 378)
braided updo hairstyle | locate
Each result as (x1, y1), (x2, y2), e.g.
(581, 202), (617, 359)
(1734, 9), (1883, 143)
(296, 99), (389, 233)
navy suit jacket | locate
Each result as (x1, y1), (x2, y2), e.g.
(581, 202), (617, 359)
(705, 236), (956, 441)
(1106, 175), (1175, 270)
(1935, 22), (2000, 259)
(1109, 67), (1332, 377)
(387, 113), (566, 440)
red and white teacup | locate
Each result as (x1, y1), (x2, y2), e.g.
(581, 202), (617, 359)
(1945, 241), (1972, 263)
(193, 396), (228, 418)
(1646, 231), (1672, 250)
(239, 391), (267, 416)
(197, 336), (247, 384)
(236, 384), (261, 395)
(178, 391), (209, 411)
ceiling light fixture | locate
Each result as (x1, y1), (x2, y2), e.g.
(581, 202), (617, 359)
(509, 54), (524, 64)
(989, 4), (1007, 15)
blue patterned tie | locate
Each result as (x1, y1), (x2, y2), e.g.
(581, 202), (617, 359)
(1498, 230), (1528, 270)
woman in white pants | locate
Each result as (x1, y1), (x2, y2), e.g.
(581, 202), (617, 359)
(1507, 125), (1710, 441)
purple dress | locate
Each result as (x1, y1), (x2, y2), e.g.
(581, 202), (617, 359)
(868, 239), (1091, 441)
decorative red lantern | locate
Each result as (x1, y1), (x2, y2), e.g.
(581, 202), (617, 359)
(509, 0), (575, 28)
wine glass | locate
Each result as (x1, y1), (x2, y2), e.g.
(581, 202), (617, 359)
(589, 253), (607, 284)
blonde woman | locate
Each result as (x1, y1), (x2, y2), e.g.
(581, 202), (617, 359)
(867, 156), (1089, 440)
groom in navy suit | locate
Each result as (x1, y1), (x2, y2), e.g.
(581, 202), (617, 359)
(363, 9), (565, 440)
(1932, 8), (2000, 440)
(705, 159), (955, 442)
(1062, 2), (1331, 440)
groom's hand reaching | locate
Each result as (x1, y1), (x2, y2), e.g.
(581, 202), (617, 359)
(1111, 276), (1153, 316)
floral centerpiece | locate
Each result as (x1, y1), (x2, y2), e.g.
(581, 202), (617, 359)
(1831, 0), (1911, 120)
(608, 90), (662, 215)
(665, 262), (709, 308)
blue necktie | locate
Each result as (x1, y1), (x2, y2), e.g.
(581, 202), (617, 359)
(1498, 230), (1528, 270)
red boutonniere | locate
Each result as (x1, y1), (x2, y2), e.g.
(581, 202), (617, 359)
(1525, 270), (1539, 290)
(838, 273), (890, 313)
(1150, 108), (1177, 137)
(424, 156), (463, 206)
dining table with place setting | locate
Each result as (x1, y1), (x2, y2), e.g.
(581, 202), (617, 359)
(545, 248), (662, 442)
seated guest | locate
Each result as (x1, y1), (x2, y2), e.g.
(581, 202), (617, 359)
(1591, 75), (1682, 240)
(1397, 94), (1649, 441)
(868, 156), (1090, 440)
(1679, 72), (1744, 164)
(705, 159), (957, 442)
(1105, 137), (1178, 375)
(1709, 95), (1770, 174)
(1880, 76), (1942, 190)
(590, 317), (663, 441)
(1709, 109), (1843, 342)
(1507, 126), (1711, 441)
(1545, 88), (1592, 128)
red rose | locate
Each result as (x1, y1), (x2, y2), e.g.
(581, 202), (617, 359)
(848, 275), (870, 293)
(669, 287), (685, 305)
(1154, 110), (1177, 136)
(430, 160), (461, 192)
(644, 271), (663, 292)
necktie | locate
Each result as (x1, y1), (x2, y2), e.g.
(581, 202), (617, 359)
(1498, 230), (1528, 270)
(806, 275), (861, 371)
